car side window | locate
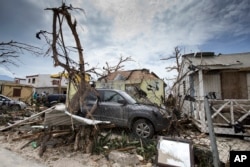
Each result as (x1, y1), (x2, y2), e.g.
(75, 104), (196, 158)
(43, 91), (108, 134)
(0, 96), (10, 106)
(104, 91), (123, 103)
(0, 96), (7, 101)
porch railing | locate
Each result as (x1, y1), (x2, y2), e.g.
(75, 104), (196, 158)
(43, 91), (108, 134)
(191, 99), (250, 136)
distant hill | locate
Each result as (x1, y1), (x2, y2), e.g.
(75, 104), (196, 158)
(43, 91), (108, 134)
(0, 75), (14, 81)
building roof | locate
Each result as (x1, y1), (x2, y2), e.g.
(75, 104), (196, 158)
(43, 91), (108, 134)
(182, 52), (250, 70)
(98, 68), (161, 81)
(0, 82), (33, 88)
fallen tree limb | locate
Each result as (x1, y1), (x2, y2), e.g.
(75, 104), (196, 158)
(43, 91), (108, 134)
(12, 133), (41, 141)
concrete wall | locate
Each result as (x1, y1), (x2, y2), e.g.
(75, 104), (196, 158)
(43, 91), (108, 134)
(26, 74), (68, 88)
(96, 78), (165, 106)
(0, 83), (33, 103)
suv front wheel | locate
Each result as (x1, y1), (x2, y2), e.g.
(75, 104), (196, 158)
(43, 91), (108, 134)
(132, 119), (154, 138)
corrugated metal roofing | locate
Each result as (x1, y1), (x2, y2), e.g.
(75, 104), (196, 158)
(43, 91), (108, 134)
(183, 52), (250, 70)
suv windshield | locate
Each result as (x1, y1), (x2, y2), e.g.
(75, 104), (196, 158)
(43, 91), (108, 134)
(119, 91), (137, 104)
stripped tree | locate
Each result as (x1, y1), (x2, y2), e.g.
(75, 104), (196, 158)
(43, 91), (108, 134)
(36, 3), (98, 153)
(36, 3), (138, 154)
(161, 47), (183, 110)
(161, 46), (188, 136)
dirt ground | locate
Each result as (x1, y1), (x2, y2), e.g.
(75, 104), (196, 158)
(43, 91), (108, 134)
(0, 132), (120, 167)
(0, 130), (153, 167)
(0, 105), (153, 167)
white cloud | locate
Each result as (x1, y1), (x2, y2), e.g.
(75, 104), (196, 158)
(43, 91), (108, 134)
(0, 67), (15, 77)
(1, 0), (249, 80)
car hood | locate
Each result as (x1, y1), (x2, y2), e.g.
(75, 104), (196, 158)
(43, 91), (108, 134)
(132, 103), (161, 111)
(130, 103), (169, 117)
(11, 100), (26, 107)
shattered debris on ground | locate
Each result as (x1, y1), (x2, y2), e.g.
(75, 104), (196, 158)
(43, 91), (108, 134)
(0, 104), (152, 166)
(1, 104), (249, 167)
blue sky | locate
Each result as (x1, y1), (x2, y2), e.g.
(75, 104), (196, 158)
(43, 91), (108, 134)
(0, 0), (250, 82)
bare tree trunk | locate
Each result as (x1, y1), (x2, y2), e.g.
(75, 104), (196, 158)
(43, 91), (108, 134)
(45, 3), (97, 153)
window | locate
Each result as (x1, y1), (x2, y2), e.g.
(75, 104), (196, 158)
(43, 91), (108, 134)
(0, 96), (6, 101)
(52, 80), (60, 85)
(32, 78), (36, 84)
(125, 84), (140, 95)
(13, 88), (21, 97)
(28, 79), (31, 83)
(104, 91), (123, 102)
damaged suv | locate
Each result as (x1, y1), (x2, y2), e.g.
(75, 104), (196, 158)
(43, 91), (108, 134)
(77, 88), (170, 138)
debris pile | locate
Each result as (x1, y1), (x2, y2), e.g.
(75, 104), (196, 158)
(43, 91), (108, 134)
(1, 103), (248, 166)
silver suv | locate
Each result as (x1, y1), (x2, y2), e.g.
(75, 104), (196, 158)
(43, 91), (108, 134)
(78, 88), (170, 138)
(0, 94), (27, 110)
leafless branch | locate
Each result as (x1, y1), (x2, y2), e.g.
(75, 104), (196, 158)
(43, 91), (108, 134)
(103, 56), (133, 75)
(0, 41), (42, 66)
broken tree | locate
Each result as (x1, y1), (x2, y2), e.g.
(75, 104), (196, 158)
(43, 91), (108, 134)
(37, 3), (98, 153)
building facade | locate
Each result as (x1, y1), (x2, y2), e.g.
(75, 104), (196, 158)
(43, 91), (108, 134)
(177, 52), (250, 136)
(25, 74), (68, 95)
(96, 69), (166, 106)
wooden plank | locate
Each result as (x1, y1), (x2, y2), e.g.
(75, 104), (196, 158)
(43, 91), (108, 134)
(230, 100), (234, 124)
(216, 113), (230, 124)
(211, 101), (230, 118)
(238, 110), (250, 122)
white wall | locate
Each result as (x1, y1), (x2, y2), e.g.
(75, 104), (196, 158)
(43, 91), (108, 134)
(26, 74), (68, 88)
(203, 73), (221, 99)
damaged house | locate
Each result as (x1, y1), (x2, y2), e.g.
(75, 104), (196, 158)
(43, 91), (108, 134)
(0, 80), (33, 103)
(96, 69), (166, 106)
(178, 52), (250, 136)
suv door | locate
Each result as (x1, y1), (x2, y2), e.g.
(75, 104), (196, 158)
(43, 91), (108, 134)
(95, 90), (127, 126)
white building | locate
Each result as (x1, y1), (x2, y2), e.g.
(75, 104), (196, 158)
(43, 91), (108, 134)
(177, 52), (250, 136)
(26, 74), (68, 95)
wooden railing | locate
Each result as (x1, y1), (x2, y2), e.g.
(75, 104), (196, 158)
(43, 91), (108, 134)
(191, 99), (250, 135)
(210, 100), (250, 128)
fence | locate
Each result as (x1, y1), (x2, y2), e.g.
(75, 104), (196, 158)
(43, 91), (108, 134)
(203, 97), (250, 166)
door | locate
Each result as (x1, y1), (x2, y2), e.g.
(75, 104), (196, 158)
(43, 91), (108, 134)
(96, 90), (127, 126)
(221, 71), (247, 99)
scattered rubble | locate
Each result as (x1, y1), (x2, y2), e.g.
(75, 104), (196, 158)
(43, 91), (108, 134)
(0, 104), (249, 167)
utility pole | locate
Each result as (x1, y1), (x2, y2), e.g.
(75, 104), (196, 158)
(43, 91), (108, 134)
(204, 96), (220, 167)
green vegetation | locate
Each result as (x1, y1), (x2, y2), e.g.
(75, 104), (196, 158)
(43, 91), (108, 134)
(92, 130), (157, 161)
